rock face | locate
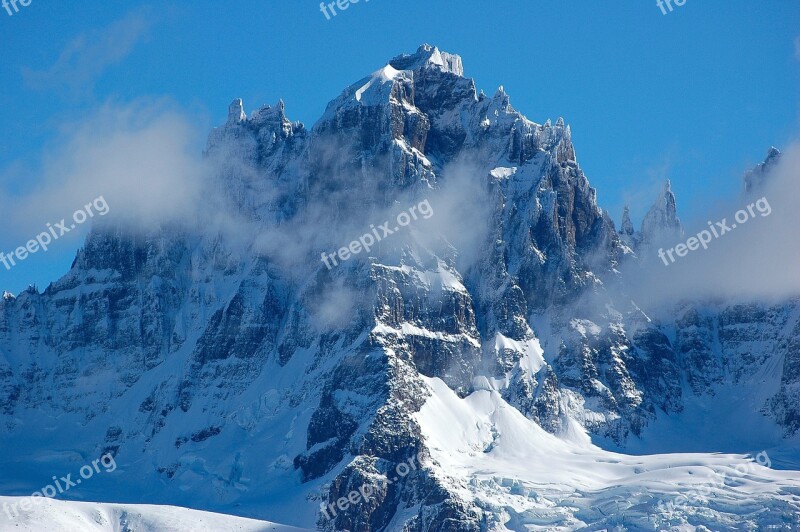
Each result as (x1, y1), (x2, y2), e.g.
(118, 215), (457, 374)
(1, 46), (798, 531)
(619, 205), (634, 237)
(634, 179), (683, 250)
(744, 146), (781, 193)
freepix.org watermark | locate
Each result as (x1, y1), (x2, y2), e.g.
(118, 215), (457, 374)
(658, 196), (771, 266)
(2, 0), (33, 17)
(319, 0), (370, 21)
(656, 0), (687, 15)
(2, 453), (117, 520)
(0, 196), (110, 271)
(320, 452), (422, 521)
(656, 451), (771, 514)
(321, 199), (433, 270)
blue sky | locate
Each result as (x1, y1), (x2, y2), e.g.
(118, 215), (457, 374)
(1, 0), (798, 294)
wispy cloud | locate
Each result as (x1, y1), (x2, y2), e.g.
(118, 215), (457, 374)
(21, 8), (154, 98)
(0, 98), (206, 245)
(624, 141), (800, 304)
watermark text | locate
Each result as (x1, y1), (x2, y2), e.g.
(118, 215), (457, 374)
(321, 199), (433, 270)
(1, 196), (110, 272)
(658, 196), (771, 266)
(2, 453), (117, 520)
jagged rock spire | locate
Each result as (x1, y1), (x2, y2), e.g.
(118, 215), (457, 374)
(227, 98), (246, 124)
(744, 147), (781, 194)
(639, 179), (683, 244)
(620, 205), (635, 236)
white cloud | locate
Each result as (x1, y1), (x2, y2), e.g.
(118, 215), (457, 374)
(624, 141), (800, 305)
(22, 9), (153, 98)
(0, 98), (207, 245)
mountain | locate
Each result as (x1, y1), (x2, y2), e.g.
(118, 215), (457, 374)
(1, 44), (799, 531)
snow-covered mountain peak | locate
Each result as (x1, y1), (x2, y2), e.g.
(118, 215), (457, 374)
(388, 43), (464, 77)
(249, 99), (296, 135)
(351, 64), (406, 105)
(490, 85), (512, 111)
(320, 44), (466, 119)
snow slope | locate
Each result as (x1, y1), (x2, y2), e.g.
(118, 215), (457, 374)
(416, 377), (800, 531)
(0, 497), (310, 531)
